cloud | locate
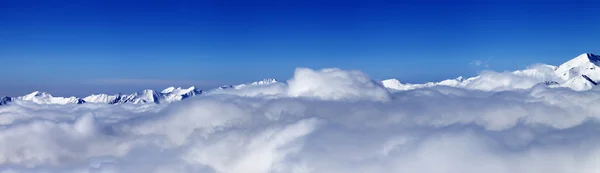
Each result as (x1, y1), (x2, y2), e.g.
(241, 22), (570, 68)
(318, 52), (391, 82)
(209, 68), (391, 101)
(2, 67), (600, 173)
(470, 57), (491, 68)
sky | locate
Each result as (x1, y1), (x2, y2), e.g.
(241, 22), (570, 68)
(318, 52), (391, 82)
(1, 0), (600, 96)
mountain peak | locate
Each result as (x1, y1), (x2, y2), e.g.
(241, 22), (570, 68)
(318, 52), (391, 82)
(23, 91), (52, 99)
(19, 91), (84, 105)
(252, 78), (278, 85)
(161, 86), (176, 93)
(585, 53), (600, 63)
(565, 53), (600, 65)
(232, 78), (279, 89)
(554, 53), (600, 84)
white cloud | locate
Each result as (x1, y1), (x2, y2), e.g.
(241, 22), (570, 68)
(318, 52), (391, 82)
(209, 68), (391, 101)
(470, 57), (491, 68)
(287, 68), (390, 101)
(2, 67), (600, 173)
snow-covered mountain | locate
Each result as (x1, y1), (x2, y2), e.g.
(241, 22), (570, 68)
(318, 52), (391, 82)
(19, 91), (85, 105)
(553, 53), (600, 90)
(0, 87), (201, 106)
(382, 53), (600, 91)
(161, 86), (202, 102)
(83, 87), (203, 104)
(233, 78), (278, 89)
(0, 79), (276, 105)
(381, 77), (467, 90)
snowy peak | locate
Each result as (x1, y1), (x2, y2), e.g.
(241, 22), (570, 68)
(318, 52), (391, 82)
(129, 89), (161, 104)
(382, 76), (465, 91)
(251, 78), (278, 85)
(5, 85), (204, 106)
(83, 86), (202, 104)
(585, 53), (600, 65)
(554, 53), (600, 90)
(161, 87), (176, 94)
(380, 53), (600, 92)
(22, 91), (51, 100)
(555, 53), (600, 79)
(20, 91), (84, 105)
(161, 86), (202, 102)
(83, 93), (122, 104)
(233, 78), (279, 89)
(381, 79), (404, 90)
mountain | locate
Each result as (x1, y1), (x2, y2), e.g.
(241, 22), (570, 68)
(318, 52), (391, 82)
(233, 78), (278, 89)
(83, 87), (203, 104)
(215, 78), (278, 91)
(1, 78), (275, 106)
(553, 53), (600, 90)
(83, 93), (123, 104)
(381, 77), (465, 90)
(382, 53), (600, 91)
(0, 86), (202, 105)
(161, 86), (203, 102)
(19, 91), (85, 105)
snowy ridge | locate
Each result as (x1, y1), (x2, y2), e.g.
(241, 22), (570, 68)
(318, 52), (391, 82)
(0, 78), (277, 105)
(381, 77), (466, 90)
(83, 87), (203, 104)
(161, 86), (202, 102)
(553, 53), (600, 90)
(19, 91), (85, 105)
(233, 78), (278, 89)
(382, 53), (600, 91)
(0, 86), (202, 105)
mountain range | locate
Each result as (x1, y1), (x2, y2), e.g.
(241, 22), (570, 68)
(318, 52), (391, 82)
(2, 53), (600, 106)
(0, 79), (278, 106)
(382, 53), (600, 91)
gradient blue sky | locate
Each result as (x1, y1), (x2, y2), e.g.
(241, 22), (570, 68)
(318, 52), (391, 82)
(1, 0), (599, 96)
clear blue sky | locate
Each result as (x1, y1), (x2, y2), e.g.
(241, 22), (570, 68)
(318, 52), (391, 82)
(1, 0), (599, 96)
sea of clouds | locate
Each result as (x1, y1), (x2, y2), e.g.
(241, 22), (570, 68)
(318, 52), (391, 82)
(2, 67), (600, 173)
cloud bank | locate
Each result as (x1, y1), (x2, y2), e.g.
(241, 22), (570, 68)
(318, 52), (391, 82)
(1, 67), (600, 173)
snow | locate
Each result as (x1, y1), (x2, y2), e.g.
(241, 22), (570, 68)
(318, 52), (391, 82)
(382, 53), (600, 92)
(161, 86), (176, 94)
(162, 86), (202, 102)
(551, 53), (600, 90)
(83, 94), (122, 104)
(19, 91), (84, 105)
(381, 77), (465, 90)
(81, 87), (202, 105)
(233, 78), (279, 89)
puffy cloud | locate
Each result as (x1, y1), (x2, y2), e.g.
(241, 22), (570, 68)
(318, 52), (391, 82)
(287, 68), (390, 101)
(2, 68), (600, 173)
(209, 68), (391, 101)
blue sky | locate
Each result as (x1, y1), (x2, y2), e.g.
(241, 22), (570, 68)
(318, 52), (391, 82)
(1, 0), (599, 96)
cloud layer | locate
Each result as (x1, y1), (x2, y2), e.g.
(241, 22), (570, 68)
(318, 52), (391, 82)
(1, 67), (600, 173)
